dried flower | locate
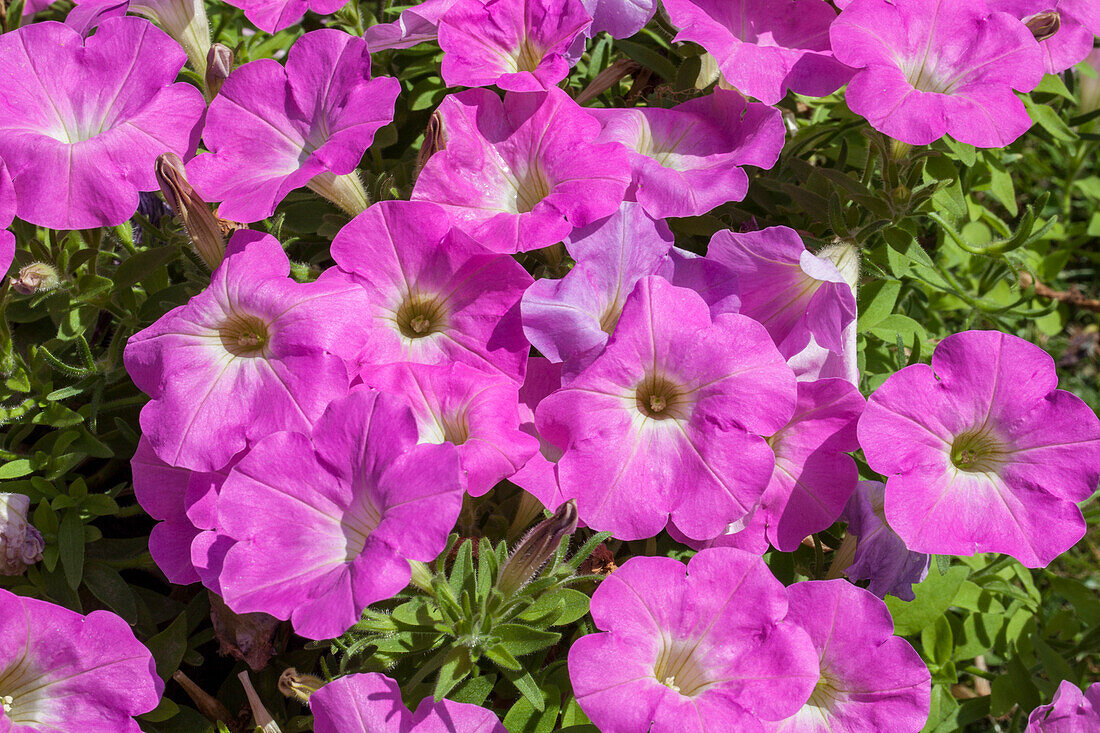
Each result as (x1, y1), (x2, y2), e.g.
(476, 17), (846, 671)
(0, 493), (44, 575)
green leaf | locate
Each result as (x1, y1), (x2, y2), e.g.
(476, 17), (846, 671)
(114, 245), (180, 290)
(990, 656), (1039, 716)
(146, 611), (189, 681)
(921, 615), (954, 666)
(987, 162), (1017, 216)
(503, 668), (546, 712)
(84, 560), (139, 623)
(613, 39), (677, 82)
(58, 508), (85, 590)
(1022, 97), (1078, 141)
(434, 647), (474, 700)
(486, 642), (523, 672)
(504, 683), (561, 733)
(858, 280), (901, 331)
(886, 566), (968, 636)
(0, 458), (34, 479)
(496, 624), (561, 657)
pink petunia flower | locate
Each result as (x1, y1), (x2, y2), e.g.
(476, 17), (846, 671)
(1027, 680), (1100, 732)
(663, 0), (852, 105)
(331, 200), (532, 383)
(216, 390), (464, 640)
(589, 90), (785, 219)
(188, 29), (399, 222)
(858, 330), (1100, 567)
(765, 580), (931, 732)
(831, 0), (1044, 147)
(221, 0), (344, 33)
(0, 18), (205, 230)
(537, 276), (797, 541)
(0, 589), (163, 731)
(0, 160), (14, 276)
(568, 548), (819, 732)
(842, 480), (930, 602)
(310, 673), (505, 733)
(364, 0), (457, 51)
(581, 0), (657, 37)
(66, 0), (210, 73)
(439, 0), (591, 91)
(124, 230), (370, 472)
(510, 356), (568, 510)
(992, 1), (1100, 74)
(412, 88), (632, 253)
(360, 361), (539, 496)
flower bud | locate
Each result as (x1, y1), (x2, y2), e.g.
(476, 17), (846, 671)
(10, 262), (60, 295)
(1024, 11), (1060, 41)
(277, 668), (324, 704)
(239, 671), (281, 733)
(0, 493), (44, 576)
(497, 499), (578, 597)
(415, 111), (445, 178)
(205, 44), (233, 98)
(155, 152), (226, 270)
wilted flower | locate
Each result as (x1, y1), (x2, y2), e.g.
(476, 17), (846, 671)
(1027, 680), (1100, 731)
(10, 262), (61, 296)
(0, 494), (44, 575)
(842, 481), (930, 601)
(992, 1), (1100, 73)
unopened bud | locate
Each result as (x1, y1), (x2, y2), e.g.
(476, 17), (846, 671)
(415, 111), (445, 178)
(0, 494), (44, 576)
(10, 262), (60, 295)
(497, 499), (578, 597)
(238, 671), (281, 733)
(1024, 11), (1060, 41)
(277, 668), (324, 704)
(155, 152), (226, 270)
(818, 240), (861, 293)
(205, 44), (233, 98)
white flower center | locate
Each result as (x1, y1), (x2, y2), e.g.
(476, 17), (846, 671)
(653, 637), (714, 697)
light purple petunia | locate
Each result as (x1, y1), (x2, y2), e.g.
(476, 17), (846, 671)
(765, 580), (931, 732)
(221, 0), (344, 33)
(510, 356), (568, 510)
(581, 0), (657, 37)
(521, 202), (674, 375)
(993, 1), (1100, 74)
(215, 390), (464, 640)
(310, 673), (505, 733)
(0, 589), (163, 732)
(331, 200), (532, 383)
(569, 548), (818, 733)
(1027, 680), (1100, 732)
(360, 361), (539, 496)
(0, 18), (204, 230)
(842, 480), (930, 602)
(188, 29), (399, 222)
(365, 0), (457, 50)
(124, 230), (370, 472)
(589, 90), (785, 219)
(537, 276), (797, 541)
(66, 0), (210, 73)
(663, 0), (852, 105)
(858, 330), (1100, 567)
(831, 0), (1044, 147)
(412, 88), (632, 253)
(438, 0), (591, 91)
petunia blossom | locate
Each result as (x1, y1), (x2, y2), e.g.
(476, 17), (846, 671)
(842, 481), (930, 602)
(310, 673), (505, 733)
(765, 580), (931, 732)
(510, 357), (568, 510)
(831, 0), (1044, 147)
(66, 0), (210, 73)
(663, 0), (852, 105)
(569, 548), (819, 733)
(0, 589), (163, 732)
(216, 390), (464, 640)
(589, 89), (785, 219)
(992, 1), (1100, 74)
(0, 160), (14, 275)
(412, 88), (632, 253)
(438, 0), (591, 91)
(0, 18), (205, 230)
(220, 0), (344, 34)
(581, 0), (657, 37)
(537, 276), (797, 541)
(188, 29), (399, 222)
(858, 330), (1100, 567)
(364, 0), (457, 51)
(124, 230), (370, 472)
(1027, 680), (1100, 732)
(331, 200), (532, 383)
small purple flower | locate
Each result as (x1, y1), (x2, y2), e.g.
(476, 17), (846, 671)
(310, 673), (505, 733)
(188, 29), (399, 222)
(663, 0), (852, 104)
(858, 330), (1100, 567)
(221, 0), (345, 33)
(412, 88), (632, 253)
(1027, 680), (1100, 732)
(124, 230), (370, 472)
(569, 548), (819, 732)
(365, 0), (457, 51)
(993, 1), (1100, 74)
(511, 356), (568, 510)
(0, 18), (205, 230)
(765, 580), (931, 732)
(216, 390), (464, 640)
(581, 0), (657, 37)
(842, 481), (930, 602)
(0, 589), (163, 731)
(439, 0), (591, 91)
(831, 0), (1044, 147)
(589, 90), (785, 219)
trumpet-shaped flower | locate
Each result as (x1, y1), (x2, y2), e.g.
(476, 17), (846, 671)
(216, 390), (464, 640)
(124, 230), (370, 472)
(569, 548), (819, 733)
(221, 0), (345, 33)
(537, 276), (797, 541)
(765, 580), (930, 732)
(589, 90), (785, 219)
(858, 330), (1100, 567)
(439, 0), (591, 91)
(0, 589), (163, 732)
(412, 88), (632, 253)
(67, 0), (210, 73)
(0, 18), (204, 230)
(663, 0), (851, 104)
(331, 200), (532, 383)
(188, 30), (399, 222)
(1027, 680), (1100, 732)
(842, 481), (930, 602)
(993, 1), (1100, 74)
(831, 0), (1044, 147)
(581, 0), (658, 37)
(364, 0), (457, 51)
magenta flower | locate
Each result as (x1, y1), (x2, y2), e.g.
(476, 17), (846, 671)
(365, 0), (456, 51)
(589, 90), (784, 219)
(188, 29), (399, 222)
(663, 0), (851, 105)
(521, 202), (674, 374)
(0, 160), (14, 274)
(569, 548), (818, 732)
(1027, 680), (1100, 732)
(581, 0), (657, 37)
(0, 18), (204, 230)
(537, 276), (797, 541)
(510, 357), (568, 510)
(216, 390), (463, 640)
(331, 200), (532, 383)
(842, 481), (930, 602)
(0, 589), (162, 731)
(412, 88), (632, 253)
(221, 0), (344, 33)
(124, 230), (370, 472)
(439, 0), (591, 91)
(310, 673), (505, 733)
(360, 361), (539, 496)
(765, 580), (930, 732)
(66, 0), (211, 73)
(993, 1), (1100, 74)
(831, 0), (1044, 147)
(858, 330), (1100, 567)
